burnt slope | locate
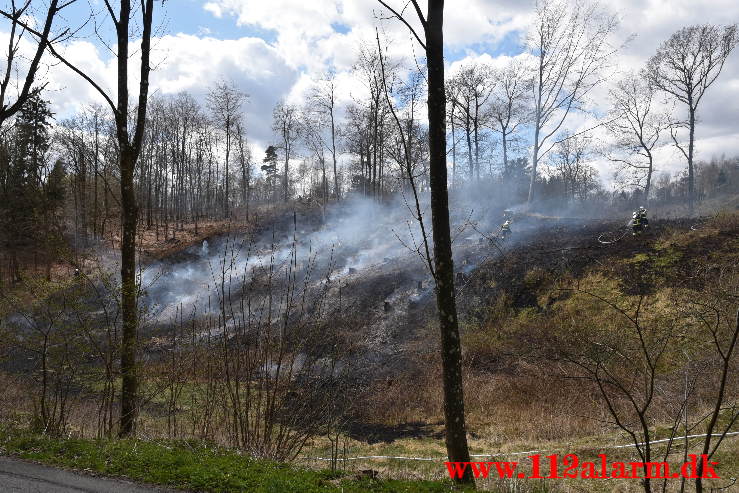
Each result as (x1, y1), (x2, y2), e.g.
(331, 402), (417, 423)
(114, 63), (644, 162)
(458, 215), (738, 321)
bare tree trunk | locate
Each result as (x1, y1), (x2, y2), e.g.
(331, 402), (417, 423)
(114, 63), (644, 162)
(78, 147), (87, 243)
(645, 150), (653, 206)
(115, 0), (137, 438)
(528, 62), (543, 205)
(465, 113), (473, 180)
(146, 153), (153, 228)
(473, 111), (480, 181)
(502, 129), (508, 176)
(425, 0), (474, 484)
(93, 116), (100, 235)
(283, 131), (289, 202)
(116, 0), (153, 438)
(330, 107), (339, 200)
(359, 140), (367, 195)
(450, 102), (457, 188)
(372, 106), (378, 197)
(225, 119), (231, 218)
(687, 104), (695, 213)
(119, 148), (138, 437)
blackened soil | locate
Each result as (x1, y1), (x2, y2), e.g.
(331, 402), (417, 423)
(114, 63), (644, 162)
(458, 216), (737, 322)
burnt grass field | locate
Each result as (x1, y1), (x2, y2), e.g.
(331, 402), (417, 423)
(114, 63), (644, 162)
(331, 212), (739, 445)
(131, 208), (738, 447)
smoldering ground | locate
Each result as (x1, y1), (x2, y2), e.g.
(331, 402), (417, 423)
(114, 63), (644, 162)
(137, 184), (606, 357)
(140, 188), (524, 325)
(1, 181), (617, 372)
(0, 181), (645, 445)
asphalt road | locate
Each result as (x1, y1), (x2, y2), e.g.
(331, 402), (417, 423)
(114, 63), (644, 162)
(0, 456), (177, 492)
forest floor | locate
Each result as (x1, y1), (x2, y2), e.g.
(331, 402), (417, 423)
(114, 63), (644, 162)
(135, 219), (251, 260)
(115, 202), (319, 261)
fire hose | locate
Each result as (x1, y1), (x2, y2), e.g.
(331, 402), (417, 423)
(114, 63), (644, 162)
(597, 219), (634, 245)
(597, 229), (629, 245)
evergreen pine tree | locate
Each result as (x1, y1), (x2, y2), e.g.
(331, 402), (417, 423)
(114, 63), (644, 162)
(0, 91), (58, 280)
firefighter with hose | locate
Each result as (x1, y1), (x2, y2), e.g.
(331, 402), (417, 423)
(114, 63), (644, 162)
(631, 206), (649, 236)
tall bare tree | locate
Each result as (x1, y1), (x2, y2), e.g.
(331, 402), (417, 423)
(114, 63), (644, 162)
(105, 0), (155, 438)
(551, 131), (597, 202)
(272, 102), (300, 202)
(527, 0), (618, 205)
(208, 81), (247, 219)
(446, 81), (460, 187)
(14, 0), (158, 436)
(377, 0), (474, 484)
(646, 24), (738, 213)
(234, 121), (252, 218)
(309, 73), (341, 200)
(605, 73), (668, 203)
(300, 109), (329, 206)
(448, 63), (493, 181)
(354, 43), (390, 198)
(489, 59), (532, 177)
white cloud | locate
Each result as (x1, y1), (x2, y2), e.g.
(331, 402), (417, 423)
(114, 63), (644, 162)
(30, 33), (297, 153)
(7, 0), (737, 184)
(446, 0), (739, 186)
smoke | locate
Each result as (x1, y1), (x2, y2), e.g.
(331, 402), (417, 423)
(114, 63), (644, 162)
(0, 180), (611, 386)
(140, 195), (434, 322)
(136, 181), (599, 324)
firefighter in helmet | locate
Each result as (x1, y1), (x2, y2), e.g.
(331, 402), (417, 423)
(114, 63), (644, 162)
(500, 219), (512, 239)
(631, 206), (648, 236)
(638, 206), (648, 228)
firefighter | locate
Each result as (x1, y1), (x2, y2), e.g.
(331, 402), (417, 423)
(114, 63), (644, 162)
(631, 211), (643, 236)
(631, 206), (649, 236)
(638, 206), (649, 229)
(500, 219), (512, 239)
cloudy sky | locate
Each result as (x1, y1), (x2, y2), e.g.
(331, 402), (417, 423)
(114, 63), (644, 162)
(8, 0), (739, 184)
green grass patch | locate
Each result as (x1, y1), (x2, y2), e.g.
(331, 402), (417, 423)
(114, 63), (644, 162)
(0, 426), (469, 492)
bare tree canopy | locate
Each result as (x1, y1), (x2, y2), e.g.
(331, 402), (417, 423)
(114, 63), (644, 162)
(527, 0), (619, 204)
(308, 73), (341, 200)
(447, 62), (494, 181)
(489, 59), (532, 177)
(272, 101), (300, 202)
(0, 0), (77, 127)
(208, 80), (247, 218)
(646, 24), (738, 212)
(605, 72), (669, 202)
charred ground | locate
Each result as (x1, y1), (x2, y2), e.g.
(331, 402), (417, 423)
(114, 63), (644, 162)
(339, 211), (739, 445)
